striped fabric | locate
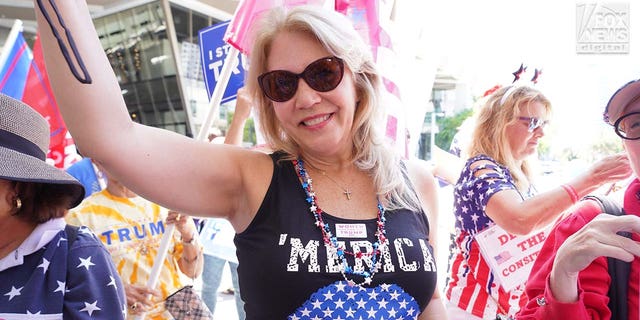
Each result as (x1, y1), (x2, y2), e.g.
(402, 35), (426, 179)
(67, 189), (189, 320)
(445, 155), (534, 319)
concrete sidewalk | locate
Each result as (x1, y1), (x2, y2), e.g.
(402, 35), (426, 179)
(195, 262), (241, 320)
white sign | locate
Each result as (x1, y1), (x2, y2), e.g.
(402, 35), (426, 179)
(475, 223), (552, 292)
(199, 218), (237, 263)
(198, 21), (247, 103)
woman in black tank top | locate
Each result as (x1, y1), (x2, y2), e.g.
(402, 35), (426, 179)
(35, 2), (448, 319)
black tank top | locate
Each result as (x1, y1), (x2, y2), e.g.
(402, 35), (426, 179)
(235, 153), (437, 319)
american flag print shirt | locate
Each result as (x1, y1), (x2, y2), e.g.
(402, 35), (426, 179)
(0, 219), (126, 319)
(445, 155), (535, 319)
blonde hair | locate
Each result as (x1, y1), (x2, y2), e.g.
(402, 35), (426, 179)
(246, 5), (420, 211)
(467, 85), (552, 191)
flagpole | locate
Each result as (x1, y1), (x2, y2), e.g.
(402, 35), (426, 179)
(132, 223), (176, 320)
(196, 46), (239, 142)
(0, 19), (23, 72)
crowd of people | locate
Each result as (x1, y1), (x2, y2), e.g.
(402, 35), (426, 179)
(0, 1), (637, 319)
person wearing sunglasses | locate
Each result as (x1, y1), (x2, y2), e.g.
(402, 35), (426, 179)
(516, 79), (640, 320)
(35, 2), (447, 319)
(444, 85), (631, 319)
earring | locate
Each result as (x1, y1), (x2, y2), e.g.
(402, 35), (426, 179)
(15, 197), (22, 210)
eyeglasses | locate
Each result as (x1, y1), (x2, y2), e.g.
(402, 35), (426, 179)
(518, 116), (549, 133)
(258, 56), (344, 102)
(614, 111), (640, 140)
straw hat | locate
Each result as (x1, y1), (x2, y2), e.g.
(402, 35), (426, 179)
(0, 93), (84, 207)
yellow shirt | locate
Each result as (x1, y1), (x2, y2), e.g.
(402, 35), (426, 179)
(67, 189), (188, 319)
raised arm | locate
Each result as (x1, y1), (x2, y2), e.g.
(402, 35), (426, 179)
(486, 153), (632, 235)
(224, 87), (253, 146)
(34, 0), (271, 227)
(430, 145), (463, 185)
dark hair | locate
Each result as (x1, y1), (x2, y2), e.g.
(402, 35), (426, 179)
(12, 181), (74, 223)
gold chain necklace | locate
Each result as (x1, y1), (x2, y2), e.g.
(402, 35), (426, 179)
(321, 171), (352, 200)
(305, 160), (352, 200)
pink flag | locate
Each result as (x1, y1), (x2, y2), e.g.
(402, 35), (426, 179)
(224, 0), (325, 56)
(335, 0), (407, 157)
(335, 0), (397, 98)
(335, 0), (387, 59)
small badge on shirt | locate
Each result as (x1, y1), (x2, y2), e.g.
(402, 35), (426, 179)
(335, 223), (367, 238)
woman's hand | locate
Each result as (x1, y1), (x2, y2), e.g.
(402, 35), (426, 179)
(165, 210), (196, 241)
(124, 282), (162, 314)
(166, 210), (203, 278)
(587, 153), (632, 186)
(550, 213), (640, 302)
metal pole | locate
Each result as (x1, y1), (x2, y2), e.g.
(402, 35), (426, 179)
(0, 20), (23, 70)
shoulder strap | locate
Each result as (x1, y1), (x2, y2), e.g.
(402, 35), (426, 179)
(64, 224), (80, 248)
(583, 194), (625, 216)
(582, 195), (629, 320)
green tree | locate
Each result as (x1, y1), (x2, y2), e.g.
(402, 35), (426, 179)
(226, 111), (257, 146)
(435, 108), (473, 150)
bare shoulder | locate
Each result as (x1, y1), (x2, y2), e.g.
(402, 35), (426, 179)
(224, 147), (275, 230)
(222, 145), (274, 191)
(172, 144), (274, 227)
(468, 158), (498, 175)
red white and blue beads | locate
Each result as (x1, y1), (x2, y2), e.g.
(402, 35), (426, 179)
(293, 158), (388, 286)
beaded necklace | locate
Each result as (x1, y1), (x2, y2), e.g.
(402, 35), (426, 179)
(293, 158), (388, 286)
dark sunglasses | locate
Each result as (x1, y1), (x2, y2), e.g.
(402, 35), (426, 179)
(258, 56), (344, 102)
(518, 116), (549, 132)
(614, 111), (640, 140)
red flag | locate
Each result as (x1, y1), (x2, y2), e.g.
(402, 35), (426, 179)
(224, 0), (325, 55)
(0, 30), (72, 168)
(23, 36), (70, 159)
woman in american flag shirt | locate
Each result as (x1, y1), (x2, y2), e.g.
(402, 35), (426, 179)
(444, 85), (631, 319)
(0, 94), (126, 319)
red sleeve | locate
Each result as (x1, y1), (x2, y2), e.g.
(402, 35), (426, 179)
(516, 200), (612, 320)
